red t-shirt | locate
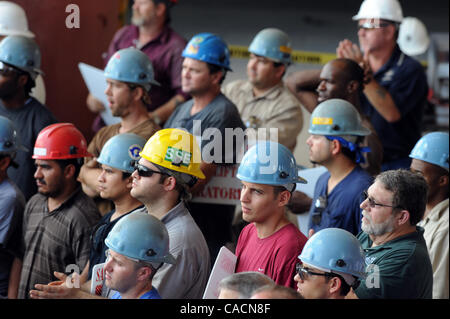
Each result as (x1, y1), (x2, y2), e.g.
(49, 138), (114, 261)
(235, 223), (307, 289)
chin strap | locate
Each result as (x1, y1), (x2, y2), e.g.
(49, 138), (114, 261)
(325, 135), (371, 164)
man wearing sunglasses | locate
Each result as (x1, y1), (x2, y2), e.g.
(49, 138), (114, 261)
(129, 128), (210, 299)
(347, 169), (433, 299)
(337, 0), (428, 171)
(0, 36), (57, 201)
(295, 228), (365, 299)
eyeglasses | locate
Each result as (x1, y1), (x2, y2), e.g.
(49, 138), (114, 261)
(132, 161), (169, 178)
(358, 21), (391, 31)
(311, 195), (327, 225)
(362, 190), (401, 209)
(296, 263), (333, 281)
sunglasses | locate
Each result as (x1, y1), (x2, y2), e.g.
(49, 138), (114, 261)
(362, 190), (400, 209)
(358, 21), (391, 31)
(311, 195), (327, 225)
(132, 161), (169, 178)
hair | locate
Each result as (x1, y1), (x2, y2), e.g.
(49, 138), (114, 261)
(218, 272), (275, 299)
(324, 274), (352, 296)
(154, 164), (194, 202)
(375, 169), (429, 225)
(207, 63), (227, 84)
(251, 284), (303, 299)
(133, 260), (160, 281)
(122, 172), (132, 180)
(151, 0), (173, 24)
(56, 158), (83, 180)
(127, 83), (152, 108)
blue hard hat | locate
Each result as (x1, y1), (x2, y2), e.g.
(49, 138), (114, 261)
(0, 115), (28, 155)
(104, 48), (160, 91)
(237, 141), (307, 189)
(410, 132), (449, 171)
(248, 28), (292, 65)
(0, 35), (42, 79)
(105, 211), (176, 265)
(309, 99), (370, 136)
(182, 33), (232, 71)
(97, 133), (146, 173)
(299, 228), (366, 280)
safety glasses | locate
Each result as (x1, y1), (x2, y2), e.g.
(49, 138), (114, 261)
(362, 190), (402, 209)
(295, 263), (333, 281)
(358, 21), (391, 31)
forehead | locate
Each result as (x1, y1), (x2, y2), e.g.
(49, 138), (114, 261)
(35, 159), (58, 167)
(410, 158), (432, 173)
(320, 61), (344, 79)
(138, 157), (157, 170)
(242, 181), (274, 192)
(183, 57), (208, 69)
(368, 180), (393, 199)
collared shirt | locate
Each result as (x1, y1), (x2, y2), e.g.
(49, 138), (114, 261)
(18, 187), (101, 299)
(418, 199), (449, 299)
(360, 45), (428, 163)
(105, 24), (189, 111)
(147, 202), (211, 299)
(111, 286), (161, 299)
(355, 227), (433, 299)
(223, 80), (303, 152)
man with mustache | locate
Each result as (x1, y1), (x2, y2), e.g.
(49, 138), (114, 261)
(87, 0), (188, 130)
(347, 169), (433, 299)
(15, 123), (100, 299)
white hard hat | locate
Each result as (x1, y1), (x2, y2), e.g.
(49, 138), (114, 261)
(352, 0), (403, 23)
(398, 17), (430, 56)
(0, 1), (35, 38)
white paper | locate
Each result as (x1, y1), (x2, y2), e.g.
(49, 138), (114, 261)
(90, 262), (105, 296)
(202, 246), (237, 299)
(78, 62), (121, 126)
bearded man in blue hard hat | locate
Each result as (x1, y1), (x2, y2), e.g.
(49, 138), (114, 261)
(234, 140), (307, 290)
(0, 35), (57, 201)
(294, 228), (366, 299)
(78, 47), (160, 215)
(164, 33), (246, 264)
(410, 132), (449, 299)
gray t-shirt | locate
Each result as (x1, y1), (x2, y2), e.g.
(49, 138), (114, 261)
(0, 97), (58, 200)
(164, 93), (246, 165)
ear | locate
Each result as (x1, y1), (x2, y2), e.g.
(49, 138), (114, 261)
(63, 164), (76, 180)
(274, 64), (286, 79)
(155, 2), (166, 18)
(17, 74), (29, 88)
(329, 139), (341, 156)
(210, 70), (224, 86)
(132, 86), (145, 103)
(328, 276), (342, 295)
(162, 175), (177, 192)
(396, 209), (410, 226)
(347, 80), (360, 95)
(136, 266), (153, 282)
(438, 174), (449, 188)
(278, 190), (291, 207)
(0, 156), (11, 171)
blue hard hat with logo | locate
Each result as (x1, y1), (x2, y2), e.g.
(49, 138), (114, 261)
(182, 33), (232, 71)
(248, 28), (292, 65)
(0, 35), (42, 80)
(97, 133), (146, 173)
(105, 211), (176, 265)
(309, 99), (370, 136)
(104, 47), (160, 91)
(299, 228), (366, 280)
(0, 115), (28, 155)
(237, 140), (307, 190)
(409, 132), (449, 171)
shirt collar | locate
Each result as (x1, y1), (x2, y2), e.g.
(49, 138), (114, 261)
(132, 24), (171, 48)
(241, 81), (284, 102)
(160, 201), (188, 224)
(426, 199), (449, 222)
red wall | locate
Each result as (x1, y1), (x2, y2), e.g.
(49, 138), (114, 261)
(11, 0), (125, 142)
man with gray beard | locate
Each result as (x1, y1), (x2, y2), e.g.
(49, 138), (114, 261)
(347, 169), (433, 299)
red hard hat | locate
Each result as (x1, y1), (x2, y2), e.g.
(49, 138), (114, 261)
(32, 123), (93, 160)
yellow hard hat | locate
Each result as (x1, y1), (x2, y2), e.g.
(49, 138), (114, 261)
(140, 128), (205, 179)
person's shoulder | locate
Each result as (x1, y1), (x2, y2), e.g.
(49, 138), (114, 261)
(223, 79), (249, 94)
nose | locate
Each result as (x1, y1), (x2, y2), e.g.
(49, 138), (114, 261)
(34, 166), (43, 179)
(240, 187), (250, 203)
(104, 83), (112, 96)
(131, 169), (139, 180)
(306, 135), (313, 147)
(317, 80), (326, 92)
(97, 170), (106, 183)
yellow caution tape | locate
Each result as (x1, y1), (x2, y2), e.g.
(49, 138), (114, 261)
(229, 44), (428, 67)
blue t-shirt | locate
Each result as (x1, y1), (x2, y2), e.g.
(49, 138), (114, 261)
(308, 166), (373, 235)
(360, 45), (428, 163)
(111, 287), (161, 299)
